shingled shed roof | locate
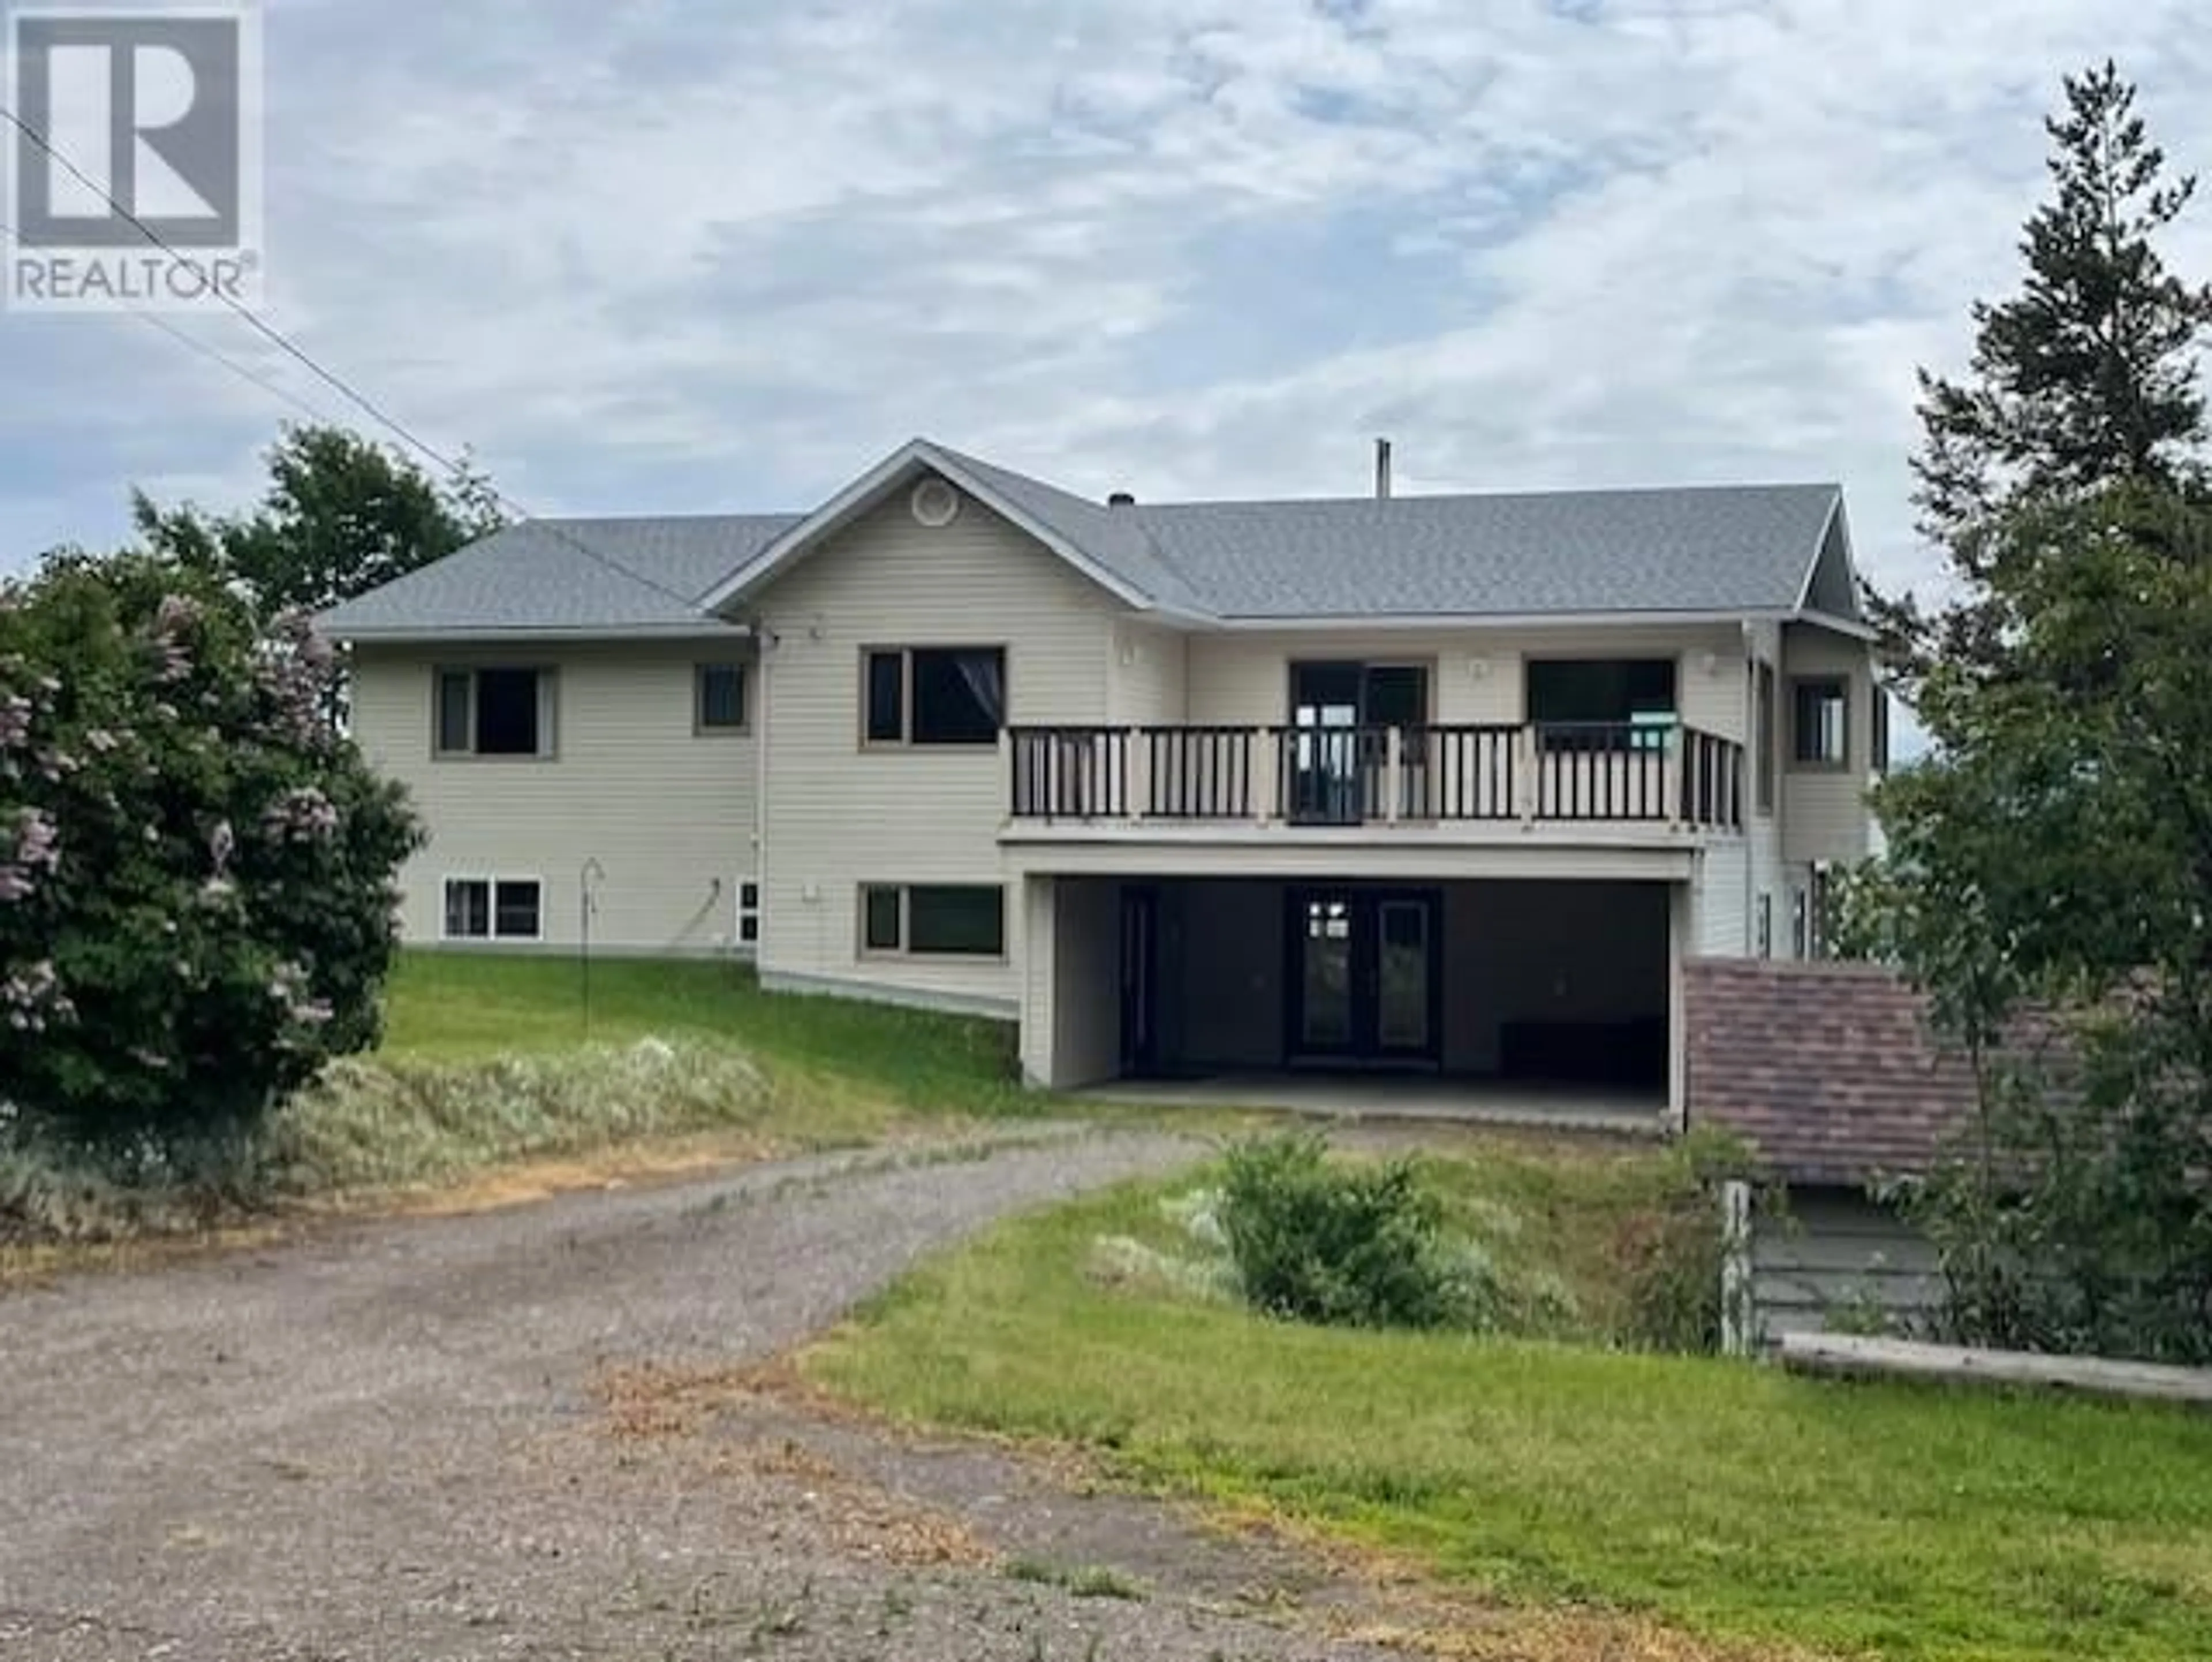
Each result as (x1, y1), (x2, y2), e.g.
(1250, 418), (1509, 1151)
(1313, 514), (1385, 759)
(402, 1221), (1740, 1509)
(1685, 959), (1986, 1187)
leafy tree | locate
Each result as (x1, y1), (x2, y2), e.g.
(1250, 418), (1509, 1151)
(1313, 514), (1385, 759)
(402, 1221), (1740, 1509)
(0, 551), (423, 1152)
(1840, 486), (2212, 1359)
(134, 424), (504, 617)
(1870, 63), (2212, 690)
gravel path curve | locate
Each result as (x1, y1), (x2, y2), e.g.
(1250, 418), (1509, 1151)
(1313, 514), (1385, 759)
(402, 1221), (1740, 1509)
(0, 1127), (1407, 1661)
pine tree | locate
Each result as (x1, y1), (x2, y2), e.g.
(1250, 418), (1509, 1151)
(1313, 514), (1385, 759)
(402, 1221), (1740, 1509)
(1871, 63), (2212, 687)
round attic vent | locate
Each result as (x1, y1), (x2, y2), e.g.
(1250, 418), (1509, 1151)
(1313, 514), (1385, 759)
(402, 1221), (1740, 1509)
(910, 478), (961, 528)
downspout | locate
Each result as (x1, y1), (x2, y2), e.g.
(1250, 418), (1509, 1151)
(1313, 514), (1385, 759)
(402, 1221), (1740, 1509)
(1741, 620), (1757, 957)
(753, 619), (771, 963)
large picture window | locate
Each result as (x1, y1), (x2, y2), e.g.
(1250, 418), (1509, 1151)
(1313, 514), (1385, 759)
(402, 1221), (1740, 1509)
(861, 647), (1006, 746)
(1526, 659), (1678, 753)
(858, 883), (1006, 958)
(434, 667), (556, 758)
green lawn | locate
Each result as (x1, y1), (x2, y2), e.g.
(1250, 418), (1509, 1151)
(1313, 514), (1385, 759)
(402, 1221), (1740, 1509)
(805, 1167), (2212, 1662)
(381, 951), (1029, 1114)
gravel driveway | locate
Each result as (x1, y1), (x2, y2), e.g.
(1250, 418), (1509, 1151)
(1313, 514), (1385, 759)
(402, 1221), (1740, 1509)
(0, 1127), (1408, 1661)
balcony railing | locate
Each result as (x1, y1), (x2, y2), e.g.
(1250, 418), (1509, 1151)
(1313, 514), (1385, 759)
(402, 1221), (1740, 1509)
(1008, 722), (1745, 833)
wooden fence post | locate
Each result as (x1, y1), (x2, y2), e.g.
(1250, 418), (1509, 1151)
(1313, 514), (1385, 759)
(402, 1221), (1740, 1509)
(1721, 1179), (1755, 1358)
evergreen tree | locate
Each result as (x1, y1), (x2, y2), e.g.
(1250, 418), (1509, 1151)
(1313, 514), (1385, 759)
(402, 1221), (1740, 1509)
(1872, 63), (2212, 689)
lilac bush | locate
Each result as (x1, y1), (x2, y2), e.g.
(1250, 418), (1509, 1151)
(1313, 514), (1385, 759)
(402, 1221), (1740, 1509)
(0, 551), (422, 1147)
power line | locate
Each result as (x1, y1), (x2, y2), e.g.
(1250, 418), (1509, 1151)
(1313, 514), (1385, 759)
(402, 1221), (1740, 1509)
(2, 217), (336, 424)
(0, 103), (711, 612)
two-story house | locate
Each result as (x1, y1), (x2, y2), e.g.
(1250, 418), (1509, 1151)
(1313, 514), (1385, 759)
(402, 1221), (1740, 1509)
(320, 438), (1885, 1122)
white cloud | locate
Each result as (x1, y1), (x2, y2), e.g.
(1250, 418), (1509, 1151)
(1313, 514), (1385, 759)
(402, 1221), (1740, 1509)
(2, 0), (2209, 669)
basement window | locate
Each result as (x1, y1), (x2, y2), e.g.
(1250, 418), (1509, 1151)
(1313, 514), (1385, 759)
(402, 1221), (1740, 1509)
(443, 878), (543, 942)
(859, 883), (1005, 958)
(739, 881), (760, 947)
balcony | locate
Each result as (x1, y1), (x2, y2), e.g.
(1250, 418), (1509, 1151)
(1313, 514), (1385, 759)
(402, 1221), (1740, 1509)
(1007, 722), (1746, 836)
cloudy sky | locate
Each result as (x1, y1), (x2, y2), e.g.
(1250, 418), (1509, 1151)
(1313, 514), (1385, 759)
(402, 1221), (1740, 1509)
(3, 0), (2210, 632)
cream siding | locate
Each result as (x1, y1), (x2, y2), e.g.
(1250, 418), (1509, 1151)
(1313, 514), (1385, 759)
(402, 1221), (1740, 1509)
(1048, 878), (1122, 1088)
(1697, 842), (1750, 956)
(749, 479), (1120, 1012)
(1108, 623), (1189, 726)
(351, 642), (756, 953)
(1184, 624), (1750, 737)
(1781, 624), (1878, 867)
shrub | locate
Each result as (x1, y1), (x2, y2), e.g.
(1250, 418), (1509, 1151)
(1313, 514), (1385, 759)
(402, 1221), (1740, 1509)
(1217, 1133), (1469, 1330)
(1613, 1127), (1763, 1354)
(0, 551), (422, 1151)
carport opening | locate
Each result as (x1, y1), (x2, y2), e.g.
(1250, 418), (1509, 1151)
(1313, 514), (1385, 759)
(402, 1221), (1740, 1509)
(1051, 876), (1672, 1098)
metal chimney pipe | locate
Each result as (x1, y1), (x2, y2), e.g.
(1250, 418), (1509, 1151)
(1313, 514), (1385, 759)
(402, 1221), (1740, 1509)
(1375, 437), (1393, 500)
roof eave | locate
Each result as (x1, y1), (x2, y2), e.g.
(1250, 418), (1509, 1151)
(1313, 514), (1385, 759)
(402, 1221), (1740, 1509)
(1202, 606), (1802, 632)
(323, 620), (751, 647)
(698, 438), (1157, 616)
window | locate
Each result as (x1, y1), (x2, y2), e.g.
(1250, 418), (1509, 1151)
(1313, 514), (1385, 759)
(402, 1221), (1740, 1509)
(442, 878), (543, 942)
(696, 663), (747, 733)
(1790, 886), (1810, 959)
(1527, 659), (1677, 750)
(859, 883), (1005, 957)
(861, 647), (1006, 746)
(433, 667), (555, 758)
(1792, 677), (1850, 768)
(738, 881), (760, 947)
(862, 885), (904, 951)
(1872, 684), (1892, 775)
(1756, 662), (1777, 815)
(1756, 893), (1773, 959)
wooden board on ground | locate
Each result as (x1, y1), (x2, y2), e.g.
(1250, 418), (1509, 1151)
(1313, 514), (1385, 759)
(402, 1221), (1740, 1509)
(1778, 1331), (2212, 1409)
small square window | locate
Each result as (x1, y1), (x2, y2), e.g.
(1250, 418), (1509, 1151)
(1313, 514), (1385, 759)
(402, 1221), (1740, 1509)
(697, 663), (747, 732)
(862, 885), (903, 953)
(1792, 677), (1850, 768)
(494, 880), (541, 940)
(444, 879), (490, 939)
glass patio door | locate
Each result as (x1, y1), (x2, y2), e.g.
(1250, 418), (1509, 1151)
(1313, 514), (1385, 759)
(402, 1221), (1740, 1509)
(1286, 663), (1430, 824)
(1287, 889), (1441, 1067)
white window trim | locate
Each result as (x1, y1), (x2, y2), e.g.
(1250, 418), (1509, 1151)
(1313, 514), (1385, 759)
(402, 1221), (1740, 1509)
(440, 874), (547, 943)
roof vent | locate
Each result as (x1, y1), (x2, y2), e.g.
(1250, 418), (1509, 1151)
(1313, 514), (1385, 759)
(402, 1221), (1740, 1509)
(1107, 491), (1136, 509)
(1374, 437), (1393, 500)
(910, 477), (961, 528)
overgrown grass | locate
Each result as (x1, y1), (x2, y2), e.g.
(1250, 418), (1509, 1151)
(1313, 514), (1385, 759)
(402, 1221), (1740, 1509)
(806, 1159), (2212, 1661)
(4, 952), (1032, 1247)
(381, 953), (1028, 1114)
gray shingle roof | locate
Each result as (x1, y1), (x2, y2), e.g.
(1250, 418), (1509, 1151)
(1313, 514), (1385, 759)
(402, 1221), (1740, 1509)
(317, 514), (798, 637)
(930, 444), (1213, 616)
(318, 439), (1848, 639)
(1128, 484), (1841, 620)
